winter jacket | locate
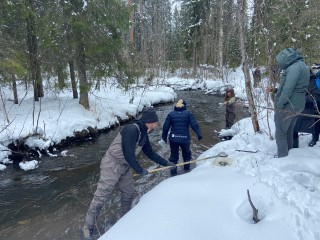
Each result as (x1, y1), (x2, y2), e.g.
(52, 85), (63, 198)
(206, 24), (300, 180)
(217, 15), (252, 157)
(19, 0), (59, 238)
(225, 97), (236, 113)
(224, 89), (236, 113)
(294, 72), (320, 133)
(162, 104), (202, 144)
(120, 120), (169, 174)
(306, 72), (320, 106)
(275, 48), (309, 112)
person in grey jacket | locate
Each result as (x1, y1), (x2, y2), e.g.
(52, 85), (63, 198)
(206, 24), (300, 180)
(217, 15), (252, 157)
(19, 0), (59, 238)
(270, 48), (309, 157)
(82, 108), (175, 239)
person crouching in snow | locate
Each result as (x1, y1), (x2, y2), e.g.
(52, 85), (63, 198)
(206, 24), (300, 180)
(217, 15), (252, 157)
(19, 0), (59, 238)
(161, 99), (202, 176)
(82, 107), (176, 240)
(224, 88), (236, 129)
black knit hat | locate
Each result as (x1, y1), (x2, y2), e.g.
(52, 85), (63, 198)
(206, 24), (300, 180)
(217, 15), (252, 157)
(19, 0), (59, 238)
(140, 107), (159, 123)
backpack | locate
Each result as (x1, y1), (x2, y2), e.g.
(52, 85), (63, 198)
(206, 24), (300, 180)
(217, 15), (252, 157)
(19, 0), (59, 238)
(315, 70), (320, 91)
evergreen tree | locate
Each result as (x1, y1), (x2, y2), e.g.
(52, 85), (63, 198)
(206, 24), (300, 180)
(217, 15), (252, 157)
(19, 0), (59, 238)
(180, 0), (211, 69)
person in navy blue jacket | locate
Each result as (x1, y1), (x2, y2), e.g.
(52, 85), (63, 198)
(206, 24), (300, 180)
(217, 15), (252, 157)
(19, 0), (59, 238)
(162, 99), (202, 176)
(293, 63), (320, 147)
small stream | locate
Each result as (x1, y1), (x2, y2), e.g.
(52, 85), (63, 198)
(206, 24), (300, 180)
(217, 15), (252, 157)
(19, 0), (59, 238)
(0, 91), (247, 240)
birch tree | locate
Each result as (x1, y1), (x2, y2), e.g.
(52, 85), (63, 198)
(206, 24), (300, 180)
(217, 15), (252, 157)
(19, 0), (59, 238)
(238, 0), (260, 133)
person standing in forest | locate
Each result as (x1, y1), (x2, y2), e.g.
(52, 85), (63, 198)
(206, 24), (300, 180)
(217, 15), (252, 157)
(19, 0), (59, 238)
(81, 107), (176, 240)
(161, 99), (202, 176)
(267, 48), (309, 158)
(224, 88), (237, 129)
(309, 63), (320, 146)
(293, 63), (320, 147)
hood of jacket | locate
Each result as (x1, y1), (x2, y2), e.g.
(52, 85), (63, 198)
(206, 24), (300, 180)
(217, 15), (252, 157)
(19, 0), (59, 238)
(276, 48), (304, 70)
(174, 105), (187, 111)
(174, 99), (187, 111)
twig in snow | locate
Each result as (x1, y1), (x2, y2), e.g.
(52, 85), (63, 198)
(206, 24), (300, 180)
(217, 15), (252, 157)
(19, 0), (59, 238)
(247, 189), (260, 223)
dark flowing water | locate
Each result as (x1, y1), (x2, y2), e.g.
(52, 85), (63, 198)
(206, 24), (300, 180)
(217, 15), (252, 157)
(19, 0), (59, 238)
(0, 91), (247, 240)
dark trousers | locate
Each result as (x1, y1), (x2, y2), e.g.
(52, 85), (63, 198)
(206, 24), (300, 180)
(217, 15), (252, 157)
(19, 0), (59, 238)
(169, 141), (191, 170)
(226, 111), (236, 129)
(313, 120), (320, 141)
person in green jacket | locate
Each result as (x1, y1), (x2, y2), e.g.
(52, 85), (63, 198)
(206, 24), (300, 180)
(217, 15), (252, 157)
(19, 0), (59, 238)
(272, 48), (309, 157)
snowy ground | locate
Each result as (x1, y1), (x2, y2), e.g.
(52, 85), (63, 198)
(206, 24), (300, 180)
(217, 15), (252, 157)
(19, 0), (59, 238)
(1, 67), (319, 240)
(0, 67), (248, 169)
(100, 108), (320, 240)
(0, 81), (177, 169)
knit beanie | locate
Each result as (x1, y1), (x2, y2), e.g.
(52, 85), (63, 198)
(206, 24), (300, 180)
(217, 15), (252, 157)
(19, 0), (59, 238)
(140, 107), (159, 123)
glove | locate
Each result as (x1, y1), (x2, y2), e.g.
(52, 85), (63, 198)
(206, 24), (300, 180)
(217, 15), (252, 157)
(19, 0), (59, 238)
(198, 136), (202, 141)
(140, 169), (149, 176)
(158, 139), (167, 147)
(224, 101), (228, 105)
(167, 161), (177, 169)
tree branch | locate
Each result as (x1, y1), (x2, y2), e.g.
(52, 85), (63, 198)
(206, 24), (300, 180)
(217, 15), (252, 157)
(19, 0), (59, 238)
(247, 189), (260, 223)
(256, 105), (320, 119)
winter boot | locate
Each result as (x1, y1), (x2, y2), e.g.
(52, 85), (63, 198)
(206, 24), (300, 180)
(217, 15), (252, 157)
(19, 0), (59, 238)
(81, 225), (93, 240)
(184, 162), (190, 172)
(308, 139), (318, 147)
(170, 167), (177, 176)
(309, 134), (319, 147)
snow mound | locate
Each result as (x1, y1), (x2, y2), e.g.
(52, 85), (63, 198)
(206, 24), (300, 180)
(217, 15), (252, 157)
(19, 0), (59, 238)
(0, 164), (6, 171)
(19, 160), (39, 171)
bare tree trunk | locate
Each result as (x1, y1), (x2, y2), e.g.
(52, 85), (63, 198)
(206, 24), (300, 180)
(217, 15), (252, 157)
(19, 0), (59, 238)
(238, 0), (260, 133)
(69, 60), (78, 99)
(36, 61), (43, 97)
(161, 11), (166, 78)
(218, 0), (225, 78)
(12, 74), (18, 104)
(129, 0), (134, 47)
(251, 0), (262, 67)
(61, 0), (78, 99)
(0, 85), (10, 124)
(35, 95), (42, 132)
(192, 29), (198, 76)
(26, 0), (43, 101)
(261, 0), (275, 139)
(202, 23), (208, 65)
(77, 42), (89, 110)
(140, 0), (145, 66)
(70, 0), (89, 109)
(57, 64), (66, 90)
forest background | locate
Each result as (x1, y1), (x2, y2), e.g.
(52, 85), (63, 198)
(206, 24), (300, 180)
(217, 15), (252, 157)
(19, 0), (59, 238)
(1, 0), (320, 131)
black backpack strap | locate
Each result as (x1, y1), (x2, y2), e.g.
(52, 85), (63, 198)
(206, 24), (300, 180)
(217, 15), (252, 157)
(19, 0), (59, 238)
(132, 123), (141, 144)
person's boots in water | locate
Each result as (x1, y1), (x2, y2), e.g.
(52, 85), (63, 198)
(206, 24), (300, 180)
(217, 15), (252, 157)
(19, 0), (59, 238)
(81, 224), (93, 240)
